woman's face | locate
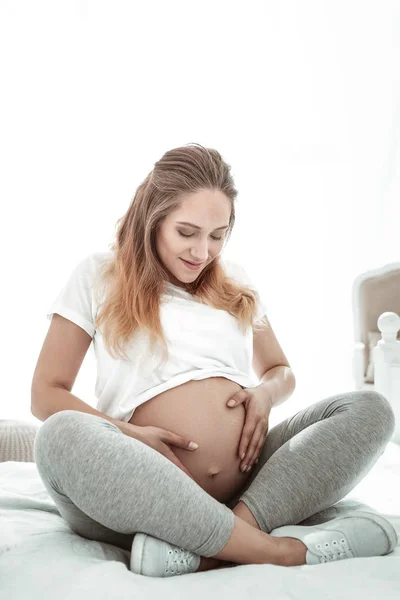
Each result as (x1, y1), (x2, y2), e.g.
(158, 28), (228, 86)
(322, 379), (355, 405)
(155, 189), (231, 287)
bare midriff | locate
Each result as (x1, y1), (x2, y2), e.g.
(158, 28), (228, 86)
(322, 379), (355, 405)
(128, 376), (252, 504)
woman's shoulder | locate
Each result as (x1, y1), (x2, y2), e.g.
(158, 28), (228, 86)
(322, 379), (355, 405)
(90, 249), (114, 266)
(221, 257), (251, 284)
(82, 251), (115, 304)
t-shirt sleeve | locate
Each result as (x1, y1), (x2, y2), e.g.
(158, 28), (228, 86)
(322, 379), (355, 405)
(223, 259), (268, 322)
(46, 254), (97, 338)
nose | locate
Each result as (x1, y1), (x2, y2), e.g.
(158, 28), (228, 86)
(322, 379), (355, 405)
(189, 240), (209, 262)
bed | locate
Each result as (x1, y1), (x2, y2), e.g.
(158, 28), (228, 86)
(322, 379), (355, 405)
(1, 438), (399, 599)
(1, 262), (399, 597)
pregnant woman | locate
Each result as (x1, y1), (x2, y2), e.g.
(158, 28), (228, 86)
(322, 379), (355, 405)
(32, 143), (397, 577)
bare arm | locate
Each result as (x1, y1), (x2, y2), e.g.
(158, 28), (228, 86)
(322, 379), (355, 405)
(31, 383), (133, 434)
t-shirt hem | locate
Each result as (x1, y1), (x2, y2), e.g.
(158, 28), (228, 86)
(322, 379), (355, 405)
(117, 370), (258, 423)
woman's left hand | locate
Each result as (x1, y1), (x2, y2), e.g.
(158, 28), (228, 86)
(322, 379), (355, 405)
(226, 386), (273, 472)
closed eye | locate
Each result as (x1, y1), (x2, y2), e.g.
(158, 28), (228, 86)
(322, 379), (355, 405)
(178, 231), (223, 241)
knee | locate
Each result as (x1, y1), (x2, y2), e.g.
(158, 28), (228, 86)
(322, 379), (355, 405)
(355, 391), (396, 442)
(34, 410), (88, 462)
(36, 410), (84, 439)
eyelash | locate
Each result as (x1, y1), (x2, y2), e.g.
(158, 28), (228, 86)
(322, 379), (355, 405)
(178, 231), (223, 241)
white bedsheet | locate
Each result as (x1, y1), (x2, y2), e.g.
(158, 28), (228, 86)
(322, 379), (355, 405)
(1, 442), (399, 600)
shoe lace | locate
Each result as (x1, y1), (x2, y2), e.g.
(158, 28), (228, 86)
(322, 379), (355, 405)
(165, 547), (197, 574)
(315, 537), (353, 563)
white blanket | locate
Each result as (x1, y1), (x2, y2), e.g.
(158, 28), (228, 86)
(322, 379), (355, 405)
(1, 443), (400, 600)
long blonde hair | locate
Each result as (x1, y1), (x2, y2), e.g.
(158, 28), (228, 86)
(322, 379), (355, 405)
(95, 143), (269, 363)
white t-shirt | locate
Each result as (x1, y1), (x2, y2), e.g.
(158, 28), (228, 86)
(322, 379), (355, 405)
(46, 251), (268, 422)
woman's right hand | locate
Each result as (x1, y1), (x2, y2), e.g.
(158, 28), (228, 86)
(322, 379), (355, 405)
(119, 422), (199, 482)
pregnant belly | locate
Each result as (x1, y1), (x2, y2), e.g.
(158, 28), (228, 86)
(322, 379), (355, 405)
(128, 377), (252, 504)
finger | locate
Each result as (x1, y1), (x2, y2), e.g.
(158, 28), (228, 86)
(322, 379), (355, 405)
(165, 449), (196, 481)
(241, 425), (267, 470)
(173, 433), (199, 451)
(238, 414), (258, 462)
(240, 423), (264, 470)
(245, 432), (267, 470)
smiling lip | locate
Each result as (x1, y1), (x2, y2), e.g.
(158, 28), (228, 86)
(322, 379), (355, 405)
(180, 258), (204, 269)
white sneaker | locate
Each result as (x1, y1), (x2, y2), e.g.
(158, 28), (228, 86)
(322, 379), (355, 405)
(130, 532), (201, 577)
(269, 510), (398, 565)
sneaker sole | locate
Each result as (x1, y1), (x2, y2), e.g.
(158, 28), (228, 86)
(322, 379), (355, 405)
(130, 533), (147, 574)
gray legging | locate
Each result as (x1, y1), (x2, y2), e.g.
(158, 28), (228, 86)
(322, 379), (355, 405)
(33, 390), (396, 558)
